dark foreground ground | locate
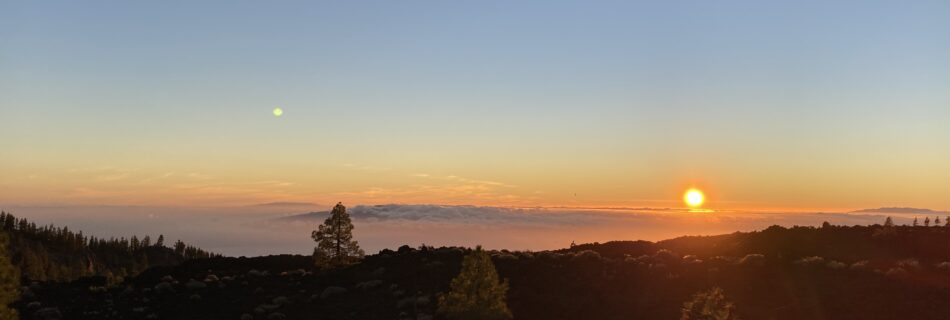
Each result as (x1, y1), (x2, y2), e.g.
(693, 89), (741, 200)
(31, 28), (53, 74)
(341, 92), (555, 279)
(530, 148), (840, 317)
(16, 224), (950, 319)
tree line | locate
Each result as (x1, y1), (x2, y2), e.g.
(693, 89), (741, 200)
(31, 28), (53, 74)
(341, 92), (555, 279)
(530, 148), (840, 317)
(0, 211), (218, 283)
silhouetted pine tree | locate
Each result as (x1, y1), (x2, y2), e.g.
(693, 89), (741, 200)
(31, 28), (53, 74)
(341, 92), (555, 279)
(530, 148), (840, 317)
(437, 246), (512, 320)
(681, 287), (739, 320)
(925, 217), (931, 227)
(913, 218), (919, 227)
(874, 216), (898, 237)
(156, 234), (165, 247)
(174, 240), (186, 255)
(0, 232), (19, 320)
(311, 203), (364, 267)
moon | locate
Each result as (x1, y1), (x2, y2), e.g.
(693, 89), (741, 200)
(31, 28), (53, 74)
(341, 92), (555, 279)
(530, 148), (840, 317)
(273, 107), (283, 117)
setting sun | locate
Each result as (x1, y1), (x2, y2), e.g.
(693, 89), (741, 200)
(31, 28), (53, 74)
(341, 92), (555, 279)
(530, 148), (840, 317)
(684, 189), (705, 208)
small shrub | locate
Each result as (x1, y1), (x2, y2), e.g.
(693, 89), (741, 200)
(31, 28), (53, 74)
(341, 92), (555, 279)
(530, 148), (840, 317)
(850, 260), (869, 270)
(680, 287), (740, 320)
(738, 254), (765, 267)
(794, 256), (825, 267)
(897, 259), (921, 271)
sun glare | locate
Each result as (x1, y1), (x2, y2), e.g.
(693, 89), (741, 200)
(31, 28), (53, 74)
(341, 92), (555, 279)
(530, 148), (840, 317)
(684, 189), (704, 208)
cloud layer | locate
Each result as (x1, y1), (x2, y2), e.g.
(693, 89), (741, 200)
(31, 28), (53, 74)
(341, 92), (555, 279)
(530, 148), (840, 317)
(3, 204), (921, 257)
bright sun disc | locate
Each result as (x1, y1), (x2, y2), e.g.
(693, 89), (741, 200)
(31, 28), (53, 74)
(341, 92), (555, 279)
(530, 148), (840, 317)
(273, 107), (283, 117)
(684, 189), (704, 208)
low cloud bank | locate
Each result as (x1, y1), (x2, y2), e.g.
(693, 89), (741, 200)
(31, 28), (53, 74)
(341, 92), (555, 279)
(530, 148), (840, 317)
(278, 204), (638, 226)
(279, 204), (892, 227)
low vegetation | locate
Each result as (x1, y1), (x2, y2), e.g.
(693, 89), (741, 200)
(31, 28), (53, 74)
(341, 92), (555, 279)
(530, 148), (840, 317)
(681, 287), (738, 320)
(1, 232), (20, 320)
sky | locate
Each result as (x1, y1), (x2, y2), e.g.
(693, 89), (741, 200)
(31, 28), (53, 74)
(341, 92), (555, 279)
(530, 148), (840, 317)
(2, 0), (950, 216)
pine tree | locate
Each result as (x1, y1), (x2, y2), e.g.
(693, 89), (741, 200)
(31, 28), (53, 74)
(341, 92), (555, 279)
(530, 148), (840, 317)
(936, 217), (942, 226)
(156, 234), (165, 247)
(913, 218), (919, 227)
(945, 216), (949, 227)
(884, 217), (894, 228)
(311, 203), (364, 267)
(174, 240), (186, 256)
(925, 217), (931, 227)
(681, 287), (739, 320)
(0, 232), (20, 320)
(437, 246), (512, 320)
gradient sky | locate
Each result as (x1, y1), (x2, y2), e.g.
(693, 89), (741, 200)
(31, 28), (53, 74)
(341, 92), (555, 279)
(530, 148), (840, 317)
(2, 0), (949, 211)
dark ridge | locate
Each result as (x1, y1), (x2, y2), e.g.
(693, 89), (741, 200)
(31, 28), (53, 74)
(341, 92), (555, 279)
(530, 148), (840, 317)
(16, 223), (950, 319)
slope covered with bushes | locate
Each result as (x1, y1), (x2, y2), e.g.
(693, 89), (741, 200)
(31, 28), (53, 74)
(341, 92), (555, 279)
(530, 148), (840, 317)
(16, 223), (950, 319)
(1, 211), (217, 283)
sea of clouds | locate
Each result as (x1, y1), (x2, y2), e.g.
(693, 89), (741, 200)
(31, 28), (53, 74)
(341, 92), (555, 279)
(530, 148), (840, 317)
(1, 203), (909, 257)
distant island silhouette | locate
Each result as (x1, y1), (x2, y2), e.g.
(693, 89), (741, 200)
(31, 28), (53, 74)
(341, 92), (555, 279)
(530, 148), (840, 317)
(852, 207), (950, 215)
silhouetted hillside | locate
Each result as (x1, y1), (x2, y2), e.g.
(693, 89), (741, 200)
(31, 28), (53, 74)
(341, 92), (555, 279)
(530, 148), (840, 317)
(15, 222), (950, 319)
(568, 223), (950, 265)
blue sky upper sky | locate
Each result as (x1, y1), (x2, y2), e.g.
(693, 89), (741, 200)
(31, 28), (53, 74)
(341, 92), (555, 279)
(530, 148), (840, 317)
(2, 0), (949, 210)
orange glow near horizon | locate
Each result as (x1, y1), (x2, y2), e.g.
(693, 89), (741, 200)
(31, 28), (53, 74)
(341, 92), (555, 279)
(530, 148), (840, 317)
(1, 160), (947, 212)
